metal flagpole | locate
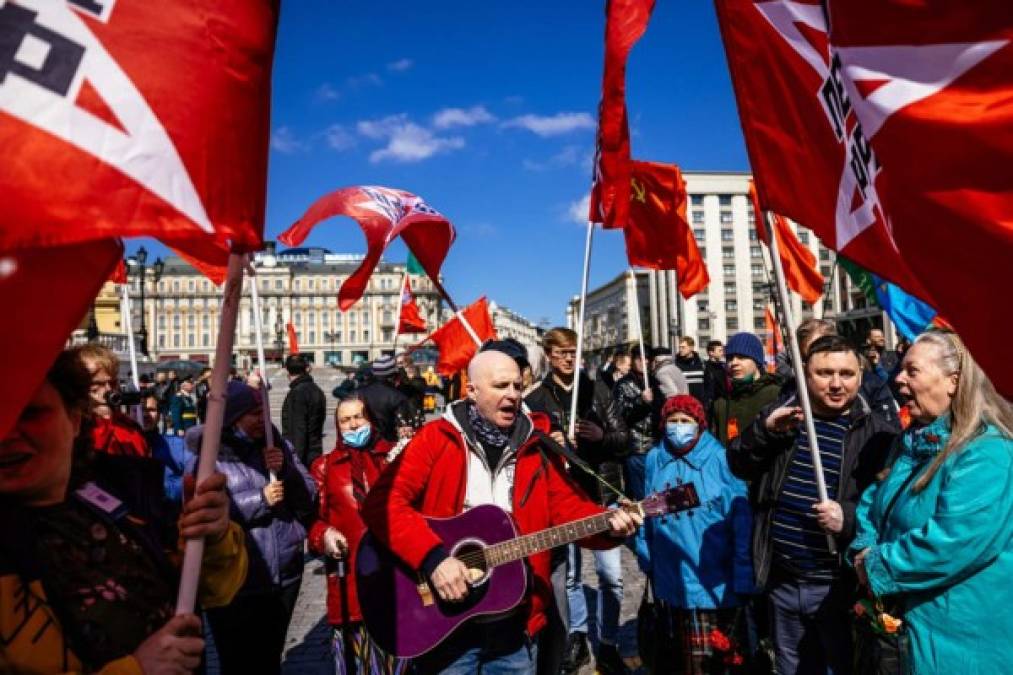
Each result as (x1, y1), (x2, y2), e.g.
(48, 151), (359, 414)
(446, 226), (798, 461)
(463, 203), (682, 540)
(247, 256), (278, 482)
(429, 276), (483, 347)
(628, 270), (650, 392)
(119, 282), (143, 425)
(176, 252), (245, 614)
(764, 211), (835, 553)
(568, 221), (595, 443)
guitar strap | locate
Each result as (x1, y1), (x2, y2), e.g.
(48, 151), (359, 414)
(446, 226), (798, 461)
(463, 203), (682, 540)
(533, 430), (629, 502)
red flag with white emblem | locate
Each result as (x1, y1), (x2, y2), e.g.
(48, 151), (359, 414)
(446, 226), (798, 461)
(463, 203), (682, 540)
(280, 186), (456, 310)
(0, 1), (279, 264)
(826, 0), (1013, 397)
(398, 275), (427, 334)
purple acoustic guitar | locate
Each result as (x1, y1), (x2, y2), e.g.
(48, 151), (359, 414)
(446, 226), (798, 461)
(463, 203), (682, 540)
(356, 483), (700, 658)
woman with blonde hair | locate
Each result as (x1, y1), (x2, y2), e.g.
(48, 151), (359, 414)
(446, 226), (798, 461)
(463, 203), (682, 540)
(849, 329), (1013, 673)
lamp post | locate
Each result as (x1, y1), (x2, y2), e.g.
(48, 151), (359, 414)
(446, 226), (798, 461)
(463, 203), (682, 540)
(129, 246), (164, 357)
(323, 331), (340, 366)
(274, 311), (284, 359)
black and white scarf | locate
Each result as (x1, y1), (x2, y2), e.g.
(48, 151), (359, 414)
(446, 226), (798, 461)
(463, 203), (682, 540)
(466, 402), (513, 450)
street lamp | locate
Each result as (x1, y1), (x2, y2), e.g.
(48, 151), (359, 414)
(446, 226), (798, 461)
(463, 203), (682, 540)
(129, 247), (164, 357)
(323, 331), (340, 365)
(274, 312), (284, 358)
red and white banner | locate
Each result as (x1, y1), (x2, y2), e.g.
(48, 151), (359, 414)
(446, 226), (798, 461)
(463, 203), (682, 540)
(398, 275), (427, 334)
(0, 1), (279, 264)
(280, 186), (456, 310)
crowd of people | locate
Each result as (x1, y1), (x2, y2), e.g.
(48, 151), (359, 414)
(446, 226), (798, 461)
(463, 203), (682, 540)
(1, 321), (1010, 675)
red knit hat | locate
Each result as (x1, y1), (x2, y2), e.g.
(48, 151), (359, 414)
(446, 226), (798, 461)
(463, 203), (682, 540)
(660, 394), (706, 429)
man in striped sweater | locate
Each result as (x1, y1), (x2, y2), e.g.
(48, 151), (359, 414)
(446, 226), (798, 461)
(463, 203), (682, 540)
(727, 335), (898, 674)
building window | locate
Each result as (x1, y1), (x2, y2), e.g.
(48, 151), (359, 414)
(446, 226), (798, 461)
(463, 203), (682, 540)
(173, 334), (180, 347)
(349, 312), (357, 324)
(187, 334), (195, 347)
(188, 280), (195, 291)
(720, 211), (733, 224)
(754, 298), (766, 311)
(349, 331), (357, 343)
(821, 265), (832, 277)
(699, 247), (706, 258)
(755, 317), (767, 329)
(722, 264), (735, 276)
(748, 209), (756, 225)
(308, 279), (315, 290)
(721, 229), (733, 241)
(172, 314), (180, 329)
(693, 228), (705, 240)
(820, 248), (831, 261)
(187, 314), (195, 328)
(697, 299), (709, 311)
(158, 335), (166, 348)
(749, 229), (758, 242)
(202, 333), (210, 346)
(363, 329), (370, 342)
(383, 329), (393, 342)
(274, 279), (282, 290)
(691, 194), (704, 206)
(692, 210), (704, 224)
(699, 318), (710, 330)
(202, 314), (209, 329)
(294, 311), (301, 324)
(309, 331), (316, 343)
(718, 194), (732, 206)
(383, 310), (393, 322)
(724, 281), (736, 293)
(158, 315), (166, 329)
(799, 231), (810, 245)
(750, 245), (762, 257)
(752, 263), (764, 277)
(726, 300), (738, 311)
(722, 247), (735, 260)
(308, 311), (316, 325)
(728, 317), (739, 330)
(172, 280), (180, 292)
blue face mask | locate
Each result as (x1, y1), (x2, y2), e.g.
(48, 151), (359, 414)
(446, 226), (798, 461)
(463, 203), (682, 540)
(665, 422), (699, 449)
(342, 424), (372, 448)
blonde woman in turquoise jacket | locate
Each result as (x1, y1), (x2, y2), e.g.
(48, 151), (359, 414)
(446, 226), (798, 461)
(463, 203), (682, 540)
(848, 330), (1013, 674)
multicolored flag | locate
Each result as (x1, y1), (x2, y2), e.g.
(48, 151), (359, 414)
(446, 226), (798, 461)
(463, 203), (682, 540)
(280, 186), (456, 310)
(286, 322), (299, 355)
(589, 0), (656, 229)
(624, 161), (709, 298)
(398, 275), (427, 334)
(748, 181), (824, 305)
(406, 251), (425, 276)
(0, 1), (279, 264)
(838, 258), (939, 341)
(425, 298), (497, 376)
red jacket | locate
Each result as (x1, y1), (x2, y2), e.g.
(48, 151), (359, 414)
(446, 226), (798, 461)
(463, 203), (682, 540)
(308, 436), (395, 626)
(91, 411), (149, 457)
(361, 408), (616, 637)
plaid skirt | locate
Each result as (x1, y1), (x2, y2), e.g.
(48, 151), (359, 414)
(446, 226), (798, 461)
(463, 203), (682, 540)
(653, 606), (746, 675)
(333, 624), (407, 675)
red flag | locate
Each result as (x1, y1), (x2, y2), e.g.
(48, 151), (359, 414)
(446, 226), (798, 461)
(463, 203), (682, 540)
(1, 239), (124, 437)
(280, 186), (456, 310)
(398, 276), (427, 334)
(589, 0), (656, 229)
(826, 0), (1013, 396)
(748, 182), (824, 304)
(426, 298), (497, 377)
(287, 322), (299, 355)
(713, 0), (928, 301)
(624, 161), (709, 298)
(0, 1), (278, 265)
(108, 259), (128, 285)
(764, 304), (782, 372)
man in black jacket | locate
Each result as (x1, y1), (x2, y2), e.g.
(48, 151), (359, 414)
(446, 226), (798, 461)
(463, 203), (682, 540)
(727, 335), (898, 675)
(675, 336), (706, 401)
(612, 344), (656, 500)
(525, 327), (629, 675)
(357, 354), (412, 442)
(280, 355), (327, 468)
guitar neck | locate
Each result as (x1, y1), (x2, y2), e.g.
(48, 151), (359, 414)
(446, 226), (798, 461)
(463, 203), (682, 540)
(482, 507), (630, 569)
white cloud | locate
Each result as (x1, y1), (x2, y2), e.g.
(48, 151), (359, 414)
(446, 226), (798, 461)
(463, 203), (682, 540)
(567, 193), (591, 224)
(523, 144), (591, 171)
(346, 72), (383, 88)
(503, 112), (595, 137)
(387, 58), (414, 72)
(357, 114), (464, 163)
(324, 124), (355, 151)
(432, 105), (496, 129)
(314, 83), (340, 101)
(270, 126), (306, 154)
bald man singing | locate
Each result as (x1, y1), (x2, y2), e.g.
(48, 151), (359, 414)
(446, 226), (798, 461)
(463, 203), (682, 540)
(362, 351), (641, 673)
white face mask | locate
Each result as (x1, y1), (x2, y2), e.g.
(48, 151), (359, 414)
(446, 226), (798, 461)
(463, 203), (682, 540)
(665, 422), (699, 449)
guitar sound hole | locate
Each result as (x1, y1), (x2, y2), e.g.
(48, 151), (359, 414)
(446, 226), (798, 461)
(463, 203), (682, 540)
(452, 540), (490, 587)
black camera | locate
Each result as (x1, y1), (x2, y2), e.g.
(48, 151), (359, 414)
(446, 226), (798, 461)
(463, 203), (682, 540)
(105, 390), (143, 407)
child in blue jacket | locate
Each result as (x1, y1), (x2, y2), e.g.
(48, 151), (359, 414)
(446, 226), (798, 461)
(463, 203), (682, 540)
(635, 395), (753, 674)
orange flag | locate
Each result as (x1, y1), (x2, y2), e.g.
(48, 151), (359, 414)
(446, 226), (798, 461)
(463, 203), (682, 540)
(749, 181), (824, 304)
(624, 161), (709, 298)
(764, 304), (782, 373)
(426, 298), (497, 376)
(286, 322), (299, 355)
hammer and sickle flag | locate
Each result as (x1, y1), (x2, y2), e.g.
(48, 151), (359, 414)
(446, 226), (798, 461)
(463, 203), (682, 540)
(0, 1), (279, 265)
(623, 161), (709, 298)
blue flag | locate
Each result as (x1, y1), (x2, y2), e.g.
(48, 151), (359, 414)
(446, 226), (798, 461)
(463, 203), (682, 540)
(871, 274), (938, 340)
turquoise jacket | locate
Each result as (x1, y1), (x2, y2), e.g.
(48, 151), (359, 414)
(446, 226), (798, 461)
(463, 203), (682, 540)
(849, 416), (1013, 674)
(635, 430), (754, 608)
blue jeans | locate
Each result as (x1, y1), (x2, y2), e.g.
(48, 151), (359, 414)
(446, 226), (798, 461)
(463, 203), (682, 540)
(411, 616), (536, 674)
(624, 453), (648, 500)
(566, 544), (623, 645)
(768, 574), (852, 675)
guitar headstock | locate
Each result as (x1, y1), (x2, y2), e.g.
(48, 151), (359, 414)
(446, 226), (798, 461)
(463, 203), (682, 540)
(640, 482), (701, 517)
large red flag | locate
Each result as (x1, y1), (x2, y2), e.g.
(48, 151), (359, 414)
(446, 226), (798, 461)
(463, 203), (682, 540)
(624, 161), (709, 298)
(748, 181), (824, 304)
(286, 322), (299, 355)
(398, 275), (427, 334)
(1, 239), (123, 437)
(426, 298), (497, 377)
(0, 1), (278, 264)
(713, 0), (928, 301)
(280, 186), (456, 310)
(589, 0), (656, 229)
(826, 0), (1013, 396)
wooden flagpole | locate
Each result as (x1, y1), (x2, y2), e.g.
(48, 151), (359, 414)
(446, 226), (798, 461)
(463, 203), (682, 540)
(628, 270), (650, 392)
(568, 220), (595, 443)
(764, 211), (835, 553)
(176, 252), (245, 614)
(119, 282), (143, 425)
(247, 256), (278, 482)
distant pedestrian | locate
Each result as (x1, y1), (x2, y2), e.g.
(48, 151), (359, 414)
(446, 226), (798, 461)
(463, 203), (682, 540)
(140, 392), (186, 519)
(169, 377), (199, 435)
(195, 367), (212, 423)
(614, 344), (657, 500)
(675, 336), (706, 401)
(357, 355), (412, 442)
(652, 347), (690, 399)
(709, 333), (781, 447)
(281, 354), (327, 468)
(702, 339), (727, 420)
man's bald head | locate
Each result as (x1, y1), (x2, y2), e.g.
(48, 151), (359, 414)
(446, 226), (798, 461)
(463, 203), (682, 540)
(467, 350), (522, 429)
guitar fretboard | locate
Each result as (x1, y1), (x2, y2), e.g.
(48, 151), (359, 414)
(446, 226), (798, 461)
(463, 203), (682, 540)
(482, 509), (621, 568)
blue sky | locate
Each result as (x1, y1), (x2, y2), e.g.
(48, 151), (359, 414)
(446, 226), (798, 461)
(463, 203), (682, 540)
(134, 1), (750, 325)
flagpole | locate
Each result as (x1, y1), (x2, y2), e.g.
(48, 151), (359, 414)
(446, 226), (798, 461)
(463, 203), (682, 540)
(119, 282), (143, 425)
(177, 252), (245, 615)
(764, 211), (835, 554)
(247, 256), (278, 482)
(392, 270), (408, 353)
(568, 220), (595, 443)
(628, 270), (650, 392)
(428, 276), (483, 347)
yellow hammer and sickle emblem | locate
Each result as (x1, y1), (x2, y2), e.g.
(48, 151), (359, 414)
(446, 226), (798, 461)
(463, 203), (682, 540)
(630, 177), (647, 203)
